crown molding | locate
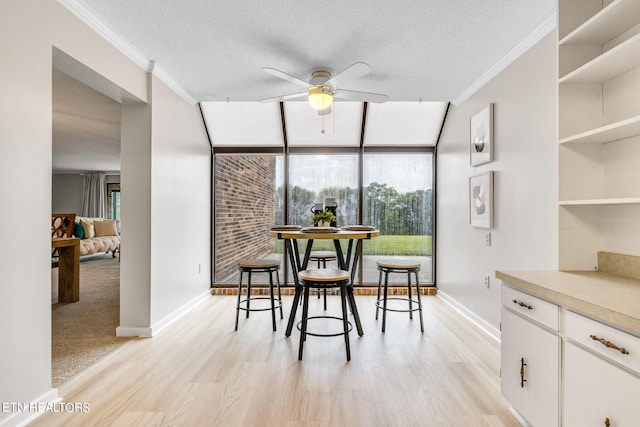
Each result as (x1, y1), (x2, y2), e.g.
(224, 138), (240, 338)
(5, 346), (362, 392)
(57, 0), (197, 105)
(452, 11), (557, 106)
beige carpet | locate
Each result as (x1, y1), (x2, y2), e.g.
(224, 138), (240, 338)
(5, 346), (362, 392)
(52, 254), (131, 387)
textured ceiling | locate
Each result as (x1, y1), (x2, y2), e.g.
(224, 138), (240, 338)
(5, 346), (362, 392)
(72, 0), (556, 103)
(53, 0), (556, 172)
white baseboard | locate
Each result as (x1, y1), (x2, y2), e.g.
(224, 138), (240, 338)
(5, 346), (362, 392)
(150, 290), (210, 336)
(115, 326), (153, 337)
(436, 290), (501, 342)
(0, 388), (59, 427)
(116, 290), (210, 337)
(507, 406), (532, 427)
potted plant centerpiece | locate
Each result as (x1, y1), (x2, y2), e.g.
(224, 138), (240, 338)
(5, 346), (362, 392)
(313, 209), (336, 227)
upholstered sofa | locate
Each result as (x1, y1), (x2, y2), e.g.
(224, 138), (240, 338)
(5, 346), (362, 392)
(75, 216), (120, 257)
(52, 213), (119, 258)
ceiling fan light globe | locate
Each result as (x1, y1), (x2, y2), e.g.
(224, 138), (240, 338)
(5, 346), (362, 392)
(308, 85), (334, 111)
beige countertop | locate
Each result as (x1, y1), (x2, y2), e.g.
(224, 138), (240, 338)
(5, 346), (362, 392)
(496, 270), (640, 335)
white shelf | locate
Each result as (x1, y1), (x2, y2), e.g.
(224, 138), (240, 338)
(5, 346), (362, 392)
(558, 0), (640, 270)
(559, 116), (640, 145)
(559, 198), (640, 206)
(560, 0), (640, 46)
(559, 32), (640, 84)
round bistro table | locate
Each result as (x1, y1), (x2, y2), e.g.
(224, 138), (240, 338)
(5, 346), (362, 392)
(268, 227), (380, 337)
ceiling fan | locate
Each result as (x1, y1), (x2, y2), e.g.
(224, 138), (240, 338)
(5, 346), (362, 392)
(258, 62), (388, 115)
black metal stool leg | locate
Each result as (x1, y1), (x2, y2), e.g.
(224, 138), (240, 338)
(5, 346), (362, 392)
(269, 269), (276, 331)
(298, 285), (311, 360)
(340, 284), (351, 361)
(235, 269), (244, 330)
(407, 270), (413, 320)
(322, 259), (328, 310)
(276, 269), (283, 319)
(246, 270), (252, 318)
(415, 270), (424, 332)
(286, 285), (303, 337)
(382, 270), (389, 333)
(375, 268), (382, 320)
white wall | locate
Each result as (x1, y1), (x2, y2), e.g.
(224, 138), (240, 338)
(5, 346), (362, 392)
(52, 174), (83, 213)
(52, 174), (121, 215)
(437, 31), (558, 336)
(0, 3), (56, 420)
(0, 1), (210, 424)
(149, 75), (211, 328)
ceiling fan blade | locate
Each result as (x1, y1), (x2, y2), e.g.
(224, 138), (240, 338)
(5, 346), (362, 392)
(258, 92), (307, 103)
(334, 89), (388, 103)
(262, 67), (311, 88)
(325, 62), (372, 87)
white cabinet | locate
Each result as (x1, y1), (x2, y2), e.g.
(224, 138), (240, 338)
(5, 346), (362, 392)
(564, 311), (640, 426)
(501, 289), (560, 427)
(558, 0), (640, 270)
(501, 282), (640, 426)
(564, 342), (640, 426)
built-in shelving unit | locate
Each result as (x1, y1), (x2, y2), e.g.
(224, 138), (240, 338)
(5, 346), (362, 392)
(559, 116), (640, 145)
(558, 0), (640, 270)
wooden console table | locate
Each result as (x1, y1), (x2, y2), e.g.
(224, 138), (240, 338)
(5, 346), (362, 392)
(52, 237), (80, 302)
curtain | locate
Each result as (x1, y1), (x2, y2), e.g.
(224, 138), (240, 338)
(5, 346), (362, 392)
(81, 173), (107, 218)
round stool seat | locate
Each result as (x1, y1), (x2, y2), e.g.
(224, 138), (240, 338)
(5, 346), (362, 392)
(309, 251), (337, 259)
(377, 259), (421, 270)
(235, 259), (282, 332)
(238, 259), (280, 269)
(297, 268), (352, 361)
(376, 259), (424, 333)
(299, 268), (350, 283)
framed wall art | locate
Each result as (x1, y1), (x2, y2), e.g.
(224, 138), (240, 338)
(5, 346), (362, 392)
(470, 104), (493, 166)
(469, 171), (493, 228)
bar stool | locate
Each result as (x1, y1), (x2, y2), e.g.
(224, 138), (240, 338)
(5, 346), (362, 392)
(235, 259), (283, 332)
(297, 269), (352, 361)
(309, 250), (337, 309)
(375, 260), (424, 333)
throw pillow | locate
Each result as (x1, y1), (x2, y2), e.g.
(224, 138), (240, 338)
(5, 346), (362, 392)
(80, 219), (95, 239)
(73, 222), (84, 239)
(94, 220), (118, 237)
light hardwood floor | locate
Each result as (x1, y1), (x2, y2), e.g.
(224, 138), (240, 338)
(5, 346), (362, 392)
(31, 294), (520, 427)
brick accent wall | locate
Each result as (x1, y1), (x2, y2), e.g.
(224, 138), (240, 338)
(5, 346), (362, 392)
(214, 155), (276, 281)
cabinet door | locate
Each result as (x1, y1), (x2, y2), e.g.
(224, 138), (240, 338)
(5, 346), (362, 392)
(564, 342), (640, 427)
(501, 308), (559, 427)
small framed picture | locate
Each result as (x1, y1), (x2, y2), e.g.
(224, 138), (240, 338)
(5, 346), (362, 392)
(469, 171), (493, 228)
(470, 104), (493, 166)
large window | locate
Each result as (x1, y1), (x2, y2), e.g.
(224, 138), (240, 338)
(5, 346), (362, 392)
(205, 101), (444, 287)
(107, 183), (120, 222)
(213, 154), (284, 283)
(363, 153), (433, 283)
(287, 154), (359, 226)
(212, 151), (434, 285)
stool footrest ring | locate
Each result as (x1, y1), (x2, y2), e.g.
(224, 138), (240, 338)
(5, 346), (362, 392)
(238, 296), (283, 312)
(297, 316), (353, 337)
(375, 297), (422, 313)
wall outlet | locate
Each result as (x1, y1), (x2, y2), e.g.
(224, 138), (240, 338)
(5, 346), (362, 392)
(485, 232), (492, 246)
(484, 275), (490, 288)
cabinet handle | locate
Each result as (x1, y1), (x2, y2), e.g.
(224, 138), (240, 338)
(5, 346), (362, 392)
(604, 417), (610, 427)
(512, 299), (532, 310)
(590, 335), (630, 355)
(520, 357), (527, 388)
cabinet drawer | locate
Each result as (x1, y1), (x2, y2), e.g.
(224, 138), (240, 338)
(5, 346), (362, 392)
(564, 342), (640, 427)
(501, 285), (559, 331)
(565, 310), (640, 375)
